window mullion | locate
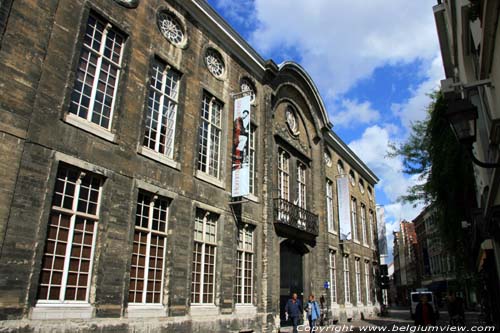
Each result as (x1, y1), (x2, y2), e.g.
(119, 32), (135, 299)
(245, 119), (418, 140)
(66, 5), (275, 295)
(86, 26), (109, 123)
(59, 173), (83, 301)
(142, 200), (154, 304)
(155, 70), (168, 153)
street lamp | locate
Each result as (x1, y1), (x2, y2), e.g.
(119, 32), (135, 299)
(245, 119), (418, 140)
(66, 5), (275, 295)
(445, 98), (500, 168)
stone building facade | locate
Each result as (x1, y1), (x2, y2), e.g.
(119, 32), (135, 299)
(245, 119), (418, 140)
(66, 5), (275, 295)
(0, 0), (380, 332)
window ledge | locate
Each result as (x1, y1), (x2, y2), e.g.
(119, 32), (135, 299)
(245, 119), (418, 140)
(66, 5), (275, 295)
(126, 304), (166, 318)
(245, 193), (259, 203)
(64, 113), (116, 142)
(138, 147), (180, 170)
(328, 230), (338, 235)
(190, 304), (219, 317)
(195, 170), (225, 189)
(31, 304), (94, 320)
(234, 304), (257, 316)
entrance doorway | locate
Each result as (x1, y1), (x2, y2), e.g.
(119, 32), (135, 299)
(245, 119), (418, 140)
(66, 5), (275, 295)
(279, 240), (306, 326)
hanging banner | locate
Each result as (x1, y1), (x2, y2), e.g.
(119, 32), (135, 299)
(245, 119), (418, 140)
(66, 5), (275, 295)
(231, 95), (252, 197)
(337, 176), (351, 240)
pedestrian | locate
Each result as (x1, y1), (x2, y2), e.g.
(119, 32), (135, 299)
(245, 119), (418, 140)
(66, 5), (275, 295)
(285, 293), (303, 333)
(414, 294), (436, 327)
(447, 292), (465, 325)
(306, 294), (321, 331)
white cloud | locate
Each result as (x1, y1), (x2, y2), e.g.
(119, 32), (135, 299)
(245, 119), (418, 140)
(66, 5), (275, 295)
(391, 55), (444, 129)
(349, 125), (425, 257)
(334, 99), (381, 128)
(251, 0), (440, 97)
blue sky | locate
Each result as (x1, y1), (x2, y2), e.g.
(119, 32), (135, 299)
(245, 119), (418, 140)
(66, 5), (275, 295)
(207, 0), (443, 263)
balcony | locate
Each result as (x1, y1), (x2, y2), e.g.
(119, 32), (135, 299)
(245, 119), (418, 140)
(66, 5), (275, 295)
(273, 198), (319, 243)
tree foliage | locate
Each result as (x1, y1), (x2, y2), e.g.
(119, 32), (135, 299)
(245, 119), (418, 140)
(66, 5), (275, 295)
(389, 91), (476, 257)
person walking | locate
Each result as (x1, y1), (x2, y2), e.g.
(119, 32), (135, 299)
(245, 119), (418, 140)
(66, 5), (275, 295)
(285, 293), (303, 333)
(414, 294), (436, 327)
(306, 294), (321, 331)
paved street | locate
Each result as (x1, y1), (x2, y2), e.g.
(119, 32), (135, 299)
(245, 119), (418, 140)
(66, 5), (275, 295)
(280, 307), (488, 332)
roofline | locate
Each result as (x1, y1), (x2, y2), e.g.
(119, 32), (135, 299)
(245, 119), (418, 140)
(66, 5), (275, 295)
(181, 0), (378, 184)
(325, 131), (379, 185)
(278, 61), (333, 129)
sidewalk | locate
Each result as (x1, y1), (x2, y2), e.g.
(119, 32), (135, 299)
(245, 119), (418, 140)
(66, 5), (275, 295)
(279, 320), (378, 332)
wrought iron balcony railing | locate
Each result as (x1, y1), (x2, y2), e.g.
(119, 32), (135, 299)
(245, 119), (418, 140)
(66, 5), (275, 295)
(273, 198), (319, 236)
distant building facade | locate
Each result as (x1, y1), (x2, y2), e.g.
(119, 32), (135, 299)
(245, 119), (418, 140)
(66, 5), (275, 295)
(392, 221), (418, 305)
(0, 0), (380, 332)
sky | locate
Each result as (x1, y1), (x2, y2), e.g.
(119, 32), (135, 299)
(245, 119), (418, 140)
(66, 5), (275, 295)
(206, 0), (443, 263)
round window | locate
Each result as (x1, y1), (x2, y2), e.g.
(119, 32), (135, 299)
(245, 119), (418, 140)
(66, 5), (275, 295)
(157, 11), (185, 46)
(205, 48), (225, 78)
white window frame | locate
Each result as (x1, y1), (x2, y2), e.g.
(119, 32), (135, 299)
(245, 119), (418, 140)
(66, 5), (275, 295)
(326, 180), (335, 233)
(191, 210), (217, 305)
(249, 125), (256, 195)
(364, 261), (370, 305)
(236, 228), (254, 305)
(329, 250), (337, 304)
(37, 166), (102, 305)
(142, 59), (180, 160)
(128, 192), (169, 305)
(197, 94), (223, 179)
(369, 210), (375, 249)
(68, 14), (124, 132)
(355, 259), (361, 305)
(278, 149), (290, 201)
(360, 204), (367, 246)
(297, 162), (307, 228)
(343, 256), (351, 304)
(351, 198), (358, 242)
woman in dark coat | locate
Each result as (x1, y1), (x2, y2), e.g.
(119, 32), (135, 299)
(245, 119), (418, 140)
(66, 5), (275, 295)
(414, 294), (436, 326)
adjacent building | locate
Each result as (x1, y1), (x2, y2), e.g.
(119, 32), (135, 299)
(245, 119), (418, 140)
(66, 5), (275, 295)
(434, 0), (500, 325)
(0, 0), (380, 331)
(392, 221), (418, 305)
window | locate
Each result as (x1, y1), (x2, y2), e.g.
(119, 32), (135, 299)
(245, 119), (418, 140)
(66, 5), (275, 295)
(351, 197), (358, 241)
(249, 125), (256, 194)
(343, 256), (350, 304)
(297, 162), (307, 228)
(324, 150), (332, 167)
(240, 78), (256, 104)
(157, 11), (185, 46)
(369, 210), (375, 248)
(329, 250), (337, 304)
(337, 160), (345, 175)
(198, 93), (223, 178)
(69, 13), (125, 130)
(355, 259), (361, 304)
(349, 170), (356, 186)
(364, 262), (370, 304)
(205, 48), (225, 78)
(326, 180), (335, 233)
(235, 227), (253, 304)
(358, 179), (365, 194)
(37, 164), (102, 303)
(143, 60), (180, 159)
(278, 149), (290, 201)
(191, 209), (217, 304)
(128, 192), (169, 304)
(360, 204), (367, 245)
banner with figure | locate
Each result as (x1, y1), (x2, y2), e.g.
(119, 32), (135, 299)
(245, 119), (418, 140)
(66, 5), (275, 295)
(337, 176), (351, 240)
(231, 95), (252, 197)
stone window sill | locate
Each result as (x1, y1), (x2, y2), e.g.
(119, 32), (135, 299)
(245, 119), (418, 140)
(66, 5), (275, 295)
(195, 170), (225, 189)
(245, 193), (259, 203)
(64, 113), (116, 142)
(190, 304), (219, 317)
(31, 303), (94, 320)
(126, 304), (166, 318)
(138, 146), (180, 170)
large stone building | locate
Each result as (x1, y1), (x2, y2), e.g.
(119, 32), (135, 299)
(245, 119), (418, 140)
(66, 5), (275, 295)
(434, 0), (500, 325)
(392, 221), (418, 305)
(0, 0), (380, 332)
(412, 206), (460, 306)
